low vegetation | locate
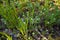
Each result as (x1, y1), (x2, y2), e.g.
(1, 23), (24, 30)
(0, 0), (60, 40)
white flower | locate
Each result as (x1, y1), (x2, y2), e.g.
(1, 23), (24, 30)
(31, 18), (33, 20)
(54, 18), (56, 20)
(47, 22), (49, 24)
(18, 17), (20, 19)
(32, 32), (35, 35)
(21, 18), (24, 22)
(1, 18), (6, 24)
(28, 37), (31, 39)
(42, 37), (48, 40)
(23, 22), (26, 24)
(52, 14), (54, 15)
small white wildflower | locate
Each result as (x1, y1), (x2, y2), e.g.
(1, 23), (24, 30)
(1, 19), (6, 24)
(1, 18), (4, 21)
(43, 13), (45, 15)
(54, 18), (56, 20)
(47, 22), (49, 24)
(22, 18), (24, 22)
(18, 17), (20, 19)
(37, 18), (40, 20)
(52, 14), (54, 15)
(28, 37), (31, 39)
(44, 8), (46, 11)
(23, 22), (26, 24)
(42, 37), (48, 40)
(23, 15), (25, 17)
(31, 18), (33, 21)
(32, 32), (35, 35)
(41, 11), (42, 13)
(46, 29), (48, 32)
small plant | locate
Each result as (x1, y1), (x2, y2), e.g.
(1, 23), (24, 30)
(0, 32), (12, 40)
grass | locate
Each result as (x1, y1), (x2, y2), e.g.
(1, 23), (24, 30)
(0, 32), (12, 40)
(0, 0), (60, 40)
